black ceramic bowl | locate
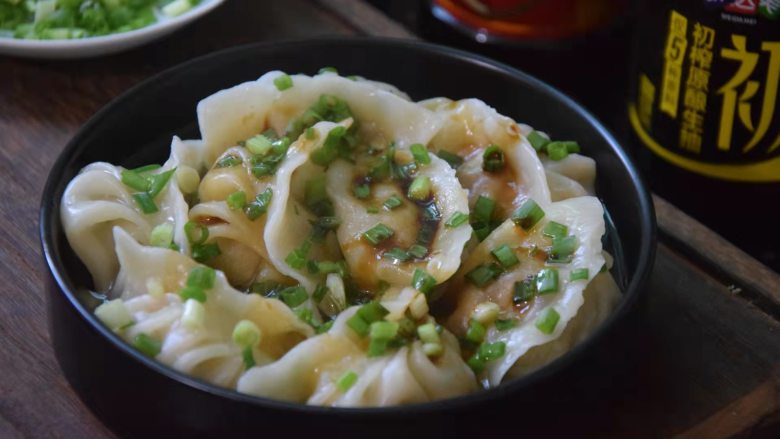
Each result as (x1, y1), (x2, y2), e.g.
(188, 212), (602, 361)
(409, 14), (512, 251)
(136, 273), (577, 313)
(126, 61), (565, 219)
(40, 38), (655, 437)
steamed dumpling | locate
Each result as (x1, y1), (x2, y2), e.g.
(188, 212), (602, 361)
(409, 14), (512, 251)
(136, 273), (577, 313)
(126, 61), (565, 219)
(109, 228), (313, 387)
(541, 154), (597, 201)
(61, 158), (189, 291)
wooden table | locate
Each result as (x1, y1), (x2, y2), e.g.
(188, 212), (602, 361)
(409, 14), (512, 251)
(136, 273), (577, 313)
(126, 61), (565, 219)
(1, 1), (777, 437)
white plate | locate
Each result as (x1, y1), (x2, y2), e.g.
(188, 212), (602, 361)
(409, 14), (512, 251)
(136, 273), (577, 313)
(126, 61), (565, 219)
(0, 0), (225, 59)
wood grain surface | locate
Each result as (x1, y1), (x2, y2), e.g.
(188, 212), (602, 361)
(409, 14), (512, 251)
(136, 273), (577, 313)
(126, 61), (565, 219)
(0, 0), (777, 437)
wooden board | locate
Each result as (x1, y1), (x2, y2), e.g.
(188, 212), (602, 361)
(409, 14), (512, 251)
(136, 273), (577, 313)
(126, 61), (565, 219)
(0, 0), (777, 436)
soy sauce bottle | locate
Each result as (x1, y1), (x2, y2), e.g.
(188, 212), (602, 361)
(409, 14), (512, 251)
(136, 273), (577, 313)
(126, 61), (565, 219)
(627, 0), (780, 271)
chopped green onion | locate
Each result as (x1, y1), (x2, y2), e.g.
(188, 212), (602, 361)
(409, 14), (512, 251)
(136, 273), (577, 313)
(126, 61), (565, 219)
(491, 244), (519, 269)
(311, 126), (346, 166)
(305, 127), (317, 140)
(162, 0), (192, 16)
(132, 192), (158, 214)
(216, 154), (242, 168)
(150, 223), (174, 248)
(317, 320), (334, 334)
(482, 144), (505, 172)
(513, 277), (536, 303)
(477, 341), (506, 361)
(408, 244), (428, 259)
(367, 338), (389, 357)
(445, 212), (469, 228)
(570, 268), (589, 281)
(296, 306), (315, 328)
(353, 183), (371, 199)
(536, 268), (559, 295)
(232, 320), (262, 348)
(465, 319), (486, 344)
(543, 221), (568, 238)
(279, 286), (308, 308)
(184, 221), (208, 245)
(336, 370), (358, 392)
(187, 266), (216, 290)
(274, 74), (293, 91)
(383, 195), (403, 210)
(368, 153), (392, 181)
(551, 235), (578, 261)
(347, 313), (370, 337)
(410, 143), (431, 165)
(304, 175), (334, 217)
(412, 268), (437, 295)
(563, 141), (581, 153)
(383, 247), (410, 262)
(245, 188), (273, 220)
(367, 206), (379, 214)
(370, 321), (399, 340)
(192, 243), (221, 263)
(397, 317), (417, 338)
(417, 323), (440, 344)
(535, 307), (560, 334)
(121, 169), (151, 192)
(312, 284), (329, 303)
(132, 333), (161, 357)
(357, 302), (389, 323)
(527, 131), (550, 151)
(181, 299), (206, 330)
(95, 299), (134, 331)
(179, 285), (206, 303)
(147, 169), (176, 198)
(472, 302), (500, 325)
(546, 141), (570, 161)
(133, 164), (161, 174)
(319, 67), (338, 74)
(250, 281), (287, 298)
(468, 355), (485, 373)
(226, 191), (246, 210)
(436, 150), (464, 168)
(242, 346), (255, 369)
(246, 134), (273, 156)
(511, 199), (545, 230)
(407, 176), (432, 201)
(465, 263), (503, 287)
(495, 318), (517, 331)
(472, 196), (496, 224)
(362, 223), (394, 246)
(285, 240), (311, 269)
(422, 342), (443, 357)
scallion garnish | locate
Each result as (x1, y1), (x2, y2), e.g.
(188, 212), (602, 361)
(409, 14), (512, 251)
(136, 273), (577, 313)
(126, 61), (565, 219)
(312, 284), (329, 303)
(179, 285), (206, 303)
(436, 150), (464, 168)
(570, 268), (589, 281)
(347, 313), (370, 337)
(511, 199), (545, 230)
(279, 286), (308, 308)
(305, 127), (317, 140)
(232, 320), (262, 348)
(495, 318), (517, 331)
(181, 299), (205, 330)
(246, 134), (273, 156)
(546, 142), (569, 161)
(133, 164), (161, 174)
(445, 211), (469, 228)
(550, 235), (578, 261)
(471, 195), (496, 241)
(535, 307), (560, 334)
(412, 268), (436, 295)
(132, 333), (161, 357)
(367, 206), (379, 214)
(147, 169), (176, 198)
(149, 223), (174, 248)
(408, 244), (428, 259)
(191, 243), (221, 263)
(410, 143), (431, 165)
(478, 341), (506, 361)
(95, 299), (134, 331)
(184, 221), (208, 245)
(244, 188), (273, 220)
(132, 192), (158, 214)
(408, 176), (432, 201)
(242, 347), (255, 369)
(383, 195), (403, 210)
(274, 74), (294, 91)
(216, 154), (242, 168)
(482, 144), (505, 172)
(304, 175), (334, 217)
(527, 131), (549, 151)
(465, 263), (503, 287)
(513, 277), (536, 303)
(226, 191), (246, 211)
(353, 183), (371, 199)
(417, 323), (441, 344)
(542, 221), (568, 238)
(121, 169), (151, 192)
(357, 301), (389, 323)
(491, 244), (519, 269)
(472, 302), (500, 325)
(186, 266), (216, 290)
(336, 370), (358, 392)
(370, 321), (399, 340)
(465, 319), (486, 343)
(367, 338), (389, 357)
(536, 268), (559, 295)
(362, 223), (394, 246)
(383, 248), (410, 262)
(311, 125), (347, 166)
(286, 240), (312, 269)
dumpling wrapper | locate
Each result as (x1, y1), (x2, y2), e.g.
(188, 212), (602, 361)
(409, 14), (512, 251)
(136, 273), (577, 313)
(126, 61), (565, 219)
(110, 228), (313, 387)
(197, 71), (443, 165)
(237, 307), (477, 407)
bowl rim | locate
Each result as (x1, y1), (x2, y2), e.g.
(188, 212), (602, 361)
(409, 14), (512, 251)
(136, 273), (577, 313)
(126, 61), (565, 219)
(39, 36), (656, 416)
